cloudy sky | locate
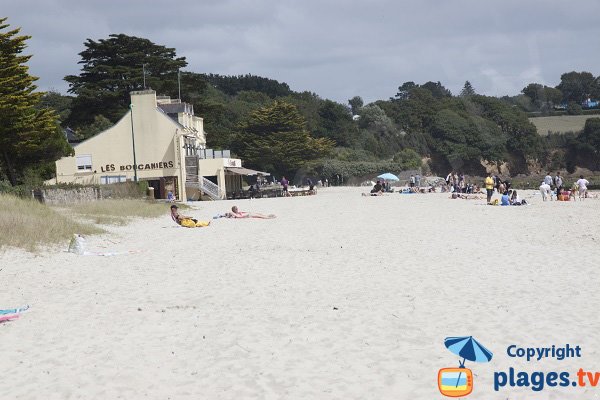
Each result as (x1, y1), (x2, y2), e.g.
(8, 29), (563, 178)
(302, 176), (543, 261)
(3, 0), (599, 104)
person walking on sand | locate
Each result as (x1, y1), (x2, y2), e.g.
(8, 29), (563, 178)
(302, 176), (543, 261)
(544, 172), (554, 200)
(576, 175), (590, 200)
(540, 181), (552, 201)
(280, 176), (290, 197)
(484, 173), (494, 204)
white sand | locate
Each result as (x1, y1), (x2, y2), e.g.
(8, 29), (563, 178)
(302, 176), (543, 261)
(1, 187), (599, 399)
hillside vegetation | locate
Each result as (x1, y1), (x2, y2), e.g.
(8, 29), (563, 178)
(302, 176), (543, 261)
(529, 115), (592, 135)
(2, 20), (599, 189)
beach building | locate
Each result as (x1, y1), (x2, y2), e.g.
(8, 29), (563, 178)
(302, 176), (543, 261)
(47, 90), (268, 200)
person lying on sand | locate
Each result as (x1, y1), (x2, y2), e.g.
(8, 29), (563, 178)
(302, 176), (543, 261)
(170, 205), (210, 227)
(225, 206), (276, 219)
(450, 193), (483, 200)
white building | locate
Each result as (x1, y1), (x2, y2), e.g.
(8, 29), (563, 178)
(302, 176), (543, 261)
(47, 90), (267, 200)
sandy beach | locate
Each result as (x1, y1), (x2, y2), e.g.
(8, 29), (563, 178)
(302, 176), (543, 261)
(1, 187), (599, 399)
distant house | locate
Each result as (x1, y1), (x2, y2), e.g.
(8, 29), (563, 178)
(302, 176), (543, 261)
(582, 98), (599, 109)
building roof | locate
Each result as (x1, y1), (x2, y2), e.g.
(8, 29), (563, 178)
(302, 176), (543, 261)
(226, 167), (270, 176)
(64, 127), (81, 145)
(157, 102), (194, 115)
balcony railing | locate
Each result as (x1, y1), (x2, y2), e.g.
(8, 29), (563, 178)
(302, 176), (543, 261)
(198, 149), (231, 159)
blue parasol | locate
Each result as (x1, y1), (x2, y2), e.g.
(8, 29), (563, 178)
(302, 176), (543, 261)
(444, 336), (493, 388)
(377, 173), (399, 181)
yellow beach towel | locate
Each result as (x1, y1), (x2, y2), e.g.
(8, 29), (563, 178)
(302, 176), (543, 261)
(180, 218), (210, 228)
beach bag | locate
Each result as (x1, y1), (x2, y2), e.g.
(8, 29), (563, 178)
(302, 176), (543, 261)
(68, 234), (86, 255)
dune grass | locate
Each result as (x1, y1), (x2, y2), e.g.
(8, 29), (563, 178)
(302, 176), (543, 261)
(0, 194), (103, 251)
(65, 199), (173, 225)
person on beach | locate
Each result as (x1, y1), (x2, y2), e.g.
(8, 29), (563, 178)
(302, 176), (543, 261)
(485, 173), (494, 204)
(576, 175), (590, 200)
(540, 181), (552, 201)
(167, 191), (175, 202)
(226, 206), (276, 219)
(307, 178), (316, 195)
(511, 190), (522, 205)
(498, 181), (506, 195)
(544, 172), (553, 187)
(450, 193), (483, 200)
(371, 180), (384, 195)
(446, 171), (452, 187)
(170, 205), (210, 227)
(280, 176), (290, 197)
(501, 191), (511, 206)
(554, 172), (563, 196)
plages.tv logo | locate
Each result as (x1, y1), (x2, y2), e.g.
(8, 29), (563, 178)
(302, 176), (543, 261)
(438, 336), (493, 397)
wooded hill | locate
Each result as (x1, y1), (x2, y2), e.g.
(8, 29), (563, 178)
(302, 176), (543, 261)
(2, 23), (599, 187)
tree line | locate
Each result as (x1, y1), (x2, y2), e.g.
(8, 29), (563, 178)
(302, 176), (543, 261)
(1, 18), (599, 188)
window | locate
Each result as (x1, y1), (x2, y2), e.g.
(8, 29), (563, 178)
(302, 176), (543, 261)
(76, 155), (92, 171)
(100, 176), (127, 184)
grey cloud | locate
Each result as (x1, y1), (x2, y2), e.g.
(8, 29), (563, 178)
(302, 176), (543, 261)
(3, 0), (599, 103)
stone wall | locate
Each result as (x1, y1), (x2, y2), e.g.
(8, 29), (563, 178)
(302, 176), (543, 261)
(38, 187), (102, 205)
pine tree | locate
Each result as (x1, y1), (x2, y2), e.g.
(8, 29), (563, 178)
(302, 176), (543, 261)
(0, 18), (71, 185)
(64, 34), (188, 127)
(233, 100), (334, 176)
(460, 81), (476, 97)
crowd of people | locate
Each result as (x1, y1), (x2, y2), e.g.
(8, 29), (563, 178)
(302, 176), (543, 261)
(539, 172), (590, 201)
(483, 173), (513, 204)
(445, 171), (482, 194)
(238, 175), (321, 199)
(362, 171), (594, 204)
(498, 189), (526, 206)
(172, 170), (594, 226)
(481, 171), (592, 205)
(363, 178), (439, 196)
